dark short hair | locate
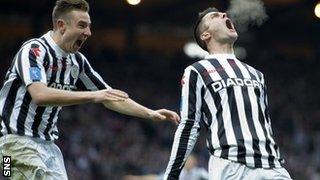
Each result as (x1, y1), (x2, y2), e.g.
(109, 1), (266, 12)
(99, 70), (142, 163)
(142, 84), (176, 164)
(193, 7), (219, 51)
(52, 0), (89, 28)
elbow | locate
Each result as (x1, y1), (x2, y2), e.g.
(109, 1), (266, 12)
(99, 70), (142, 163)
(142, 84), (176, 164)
(31, 93), (48, 106)
(27, 83), (51, 106)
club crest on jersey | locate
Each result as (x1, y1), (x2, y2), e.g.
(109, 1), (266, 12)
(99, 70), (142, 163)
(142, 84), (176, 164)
(211, 78), (262, 92)
(29, 67), (42, 81)
(71, 65), (79, 79)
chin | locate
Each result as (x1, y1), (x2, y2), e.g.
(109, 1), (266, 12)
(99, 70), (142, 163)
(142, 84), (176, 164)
(229, 34), (238, 42)
(232, 35), (238, 41)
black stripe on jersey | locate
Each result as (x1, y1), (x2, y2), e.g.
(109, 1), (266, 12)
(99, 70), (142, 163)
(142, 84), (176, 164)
(83, 62), (105, 90)
(199, 82), (215, 155)
(32, 39), (50, 73)
(81, 54), (106, 90)
(31, 107), (46, 138)
(75, 79), (87, 91)
(74, 53), (84, 74)
(2, 79), (22, 134)
(202, 101), (215, 154)
(74, 53), (87, 90)
(192, 63), (213, 86)
(168, 70), (198, 179)
(263, 86), (271, 124)
(42, 37), (59, 86)
(29, 44), (40, 68)
(187, 70), (197, 119)
(242, 88), (263, 167)
(227, 59), (263, 167)
(51, 110), (62, 139)
(168, 120), (195, 179)
(227, 87), (247, 163)
(16, 92), (32, 135)
(59, 57), (67, 85)
(69, 57), (75, 86)
(257, 95), (275, 168)
(44, 107), (58, 141)
(192, 61), (229, 159)
(42, 49), (50, 72)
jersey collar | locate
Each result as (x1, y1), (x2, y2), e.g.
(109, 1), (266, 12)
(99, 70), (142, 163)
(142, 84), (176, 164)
(205, 53), (236, 60)
(43, 31), (69, 58)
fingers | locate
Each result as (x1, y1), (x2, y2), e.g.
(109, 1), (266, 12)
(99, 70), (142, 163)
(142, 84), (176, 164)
(156, 109), (180, 125)
(170, 110), (180, 123)
(156, 113), (166, 120)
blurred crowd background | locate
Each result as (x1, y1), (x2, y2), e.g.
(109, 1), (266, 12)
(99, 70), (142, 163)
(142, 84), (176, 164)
(1, 0), (320, 179)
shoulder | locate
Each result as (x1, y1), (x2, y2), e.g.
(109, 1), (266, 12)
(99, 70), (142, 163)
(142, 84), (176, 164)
(240, 61), (264, 77)
(182, 61), (207, 85)
(22, 38), (46, 49)
(19, 38), (48, 57)
(74, 51), (88, 61)
(187, 59), (208, 73)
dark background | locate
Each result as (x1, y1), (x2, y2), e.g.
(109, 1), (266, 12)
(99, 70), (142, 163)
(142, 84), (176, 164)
(0, 0), (319, 179)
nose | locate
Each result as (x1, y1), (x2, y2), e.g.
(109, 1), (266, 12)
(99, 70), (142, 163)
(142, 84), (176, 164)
(84, 27), (91, 37)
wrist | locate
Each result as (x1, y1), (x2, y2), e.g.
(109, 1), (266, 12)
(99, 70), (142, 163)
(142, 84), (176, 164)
(146, 109), (155, 120)
(88, 91), (98, 103)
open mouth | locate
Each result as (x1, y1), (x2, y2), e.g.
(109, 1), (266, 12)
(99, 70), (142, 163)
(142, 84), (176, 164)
(75, 39), (84, 47)
(226, 19), (235, 31)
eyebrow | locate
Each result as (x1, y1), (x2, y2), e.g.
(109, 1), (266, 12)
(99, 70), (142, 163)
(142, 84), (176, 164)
(210, 12), (219, 17)
(78, 20), (91, 25)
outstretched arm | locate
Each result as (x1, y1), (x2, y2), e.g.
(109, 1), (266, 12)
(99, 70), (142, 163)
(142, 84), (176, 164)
(28, 82), (128, 106)
(103, 98), (180, 124)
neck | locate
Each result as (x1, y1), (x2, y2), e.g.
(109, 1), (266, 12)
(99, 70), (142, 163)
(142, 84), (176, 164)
(207, 40), (234, 54)
(51, 30), (65, 51)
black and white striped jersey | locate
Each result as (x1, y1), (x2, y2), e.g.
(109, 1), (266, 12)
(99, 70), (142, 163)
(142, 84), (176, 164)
(0, 31), (111, 141)
(164, 54), (283, 179)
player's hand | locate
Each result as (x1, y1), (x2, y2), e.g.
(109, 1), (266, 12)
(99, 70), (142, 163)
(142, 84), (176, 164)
(93, 89), (129, 103)
(149, 109), (180, 125)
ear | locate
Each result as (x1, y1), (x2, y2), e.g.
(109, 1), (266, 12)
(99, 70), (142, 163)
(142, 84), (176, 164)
(56, 19), (67, 35)
(200, 31), (210, 42)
